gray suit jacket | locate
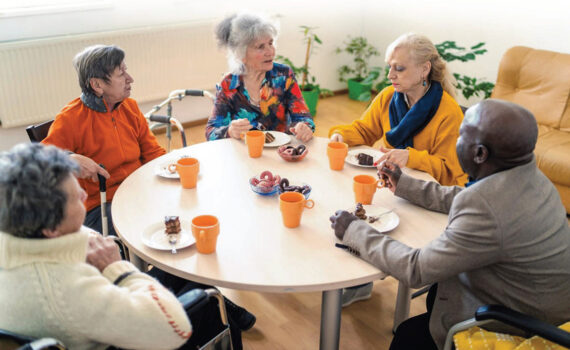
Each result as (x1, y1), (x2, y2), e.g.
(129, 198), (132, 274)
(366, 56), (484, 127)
(343, 160), (570, 349)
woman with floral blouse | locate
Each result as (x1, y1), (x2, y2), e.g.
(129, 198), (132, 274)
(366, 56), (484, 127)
(206, 12), (315, 142)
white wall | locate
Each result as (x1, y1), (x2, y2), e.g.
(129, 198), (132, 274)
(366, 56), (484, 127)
(1, 0), (569, 150)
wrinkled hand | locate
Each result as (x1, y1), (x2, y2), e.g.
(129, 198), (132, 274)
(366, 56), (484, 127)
(377, 147), (409, 169)
(377, 160), (402, 193)
(228, 118), (253, 139)
(70, 154), (110, 182)
(290, 123), (313, 142)
(86, 234), (122, 272)
(329, 210), (358, 240)
(330, 133), (343, 143)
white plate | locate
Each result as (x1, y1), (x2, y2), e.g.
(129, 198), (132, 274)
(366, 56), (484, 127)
(357, 205), (399, 232)
(154, 160), (179, 179)
(264, 131), (291, 148)
(141, 220), (195, 250)
(346, 149), (385, 168)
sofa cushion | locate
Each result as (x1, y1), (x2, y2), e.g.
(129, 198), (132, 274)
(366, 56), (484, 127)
(535, 128), (570, 186)
(492, 46), (570, 129)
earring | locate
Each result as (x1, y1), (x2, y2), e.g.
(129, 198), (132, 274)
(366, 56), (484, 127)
(422, 79), (427, 87)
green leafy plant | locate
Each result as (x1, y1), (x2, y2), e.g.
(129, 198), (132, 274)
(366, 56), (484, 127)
(336, 36), (381, 83)
(374, 41), (495, 100)
(436, 41), (495, 99)
(276, 26), (332, 97)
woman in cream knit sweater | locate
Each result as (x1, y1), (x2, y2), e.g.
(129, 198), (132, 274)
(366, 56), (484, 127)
(0, 143), (191, 350)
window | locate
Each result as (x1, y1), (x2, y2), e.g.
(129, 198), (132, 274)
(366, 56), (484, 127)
(0, 0), (111, 18)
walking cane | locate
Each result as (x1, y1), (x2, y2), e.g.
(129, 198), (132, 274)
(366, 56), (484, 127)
(97, 164), (108, 237)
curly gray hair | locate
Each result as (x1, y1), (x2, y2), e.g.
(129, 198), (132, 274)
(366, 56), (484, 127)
(0, 143), (79, 238)
(73, 44), (125, 95)
(215, 12), (279, 75)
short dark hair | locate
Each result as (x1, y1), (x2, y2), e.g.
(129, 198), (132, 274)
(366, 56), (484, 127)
(73, 45), (125, 94)
(0, 143), (79, 238)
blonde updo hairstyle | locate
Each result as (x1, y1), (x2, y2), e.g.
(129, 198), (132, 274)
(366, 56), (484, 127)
(386, 33), (456, 99)
(215, 12), (279, 75)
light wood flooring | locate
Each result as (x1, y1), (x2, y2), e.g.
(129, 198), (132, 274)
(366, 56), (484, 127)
(154, 94), (429, 350)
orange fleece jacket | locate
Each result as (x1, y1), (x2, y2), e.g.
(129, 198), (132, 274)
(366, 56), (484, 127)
(329, 86), (468, 186)
(43, 97), (165, 211)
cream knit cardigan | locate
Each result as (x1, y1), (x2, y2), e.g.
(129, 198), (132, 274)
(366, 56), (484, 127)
(0, 228), (192, 350)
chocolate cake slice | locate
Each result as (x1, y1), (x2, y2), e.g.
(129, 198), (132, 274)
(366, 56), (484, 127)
(357, 153), (374, 166)
(164, 216), (181, 235)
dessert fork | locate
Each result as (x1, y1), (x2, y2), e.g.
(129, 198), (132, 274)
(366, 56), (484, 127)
(168, 235), (177, 254)
(368, 209), (394, 222)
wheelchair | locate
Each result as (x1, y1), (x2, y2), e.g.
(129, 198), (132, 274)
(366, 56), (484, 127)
(443, 304), (570, 350)
(0, 288), (232, 350)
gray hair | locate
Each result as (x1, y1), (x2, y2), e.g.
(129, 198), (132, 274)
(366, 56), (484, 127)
(0, 143), (79, 239)
(386, 33), (457, 99)
(215, 12), (279, 75)
(73, 44), (125, 94)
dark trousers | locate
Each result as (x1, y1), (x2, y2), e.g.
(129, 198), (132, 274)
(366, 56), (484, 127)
(85, 203), (116, 236)
(389, 284), (438, 350)
(85, 204), (243, 350)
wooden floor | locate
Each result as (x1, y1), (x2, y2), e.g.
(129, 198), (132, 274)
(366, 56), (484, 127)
(155, 94), (428, 350)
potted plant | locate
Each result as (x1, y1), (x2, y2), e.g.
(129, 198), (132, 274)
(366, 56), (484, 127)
(336, 36), (381, 101)
(276, 26), (332, 116)
(374, 41), (495, 101)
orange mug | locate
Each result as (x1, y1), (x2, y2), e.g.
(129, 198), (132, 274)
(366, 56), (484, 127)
(191, 215), (219, 254)
(327, 142), (348, 170)
(244, 130), (264, 158)
(279, 191), (315, 228)
(353, 174), (385, 205)
(168, 157), (199, 189)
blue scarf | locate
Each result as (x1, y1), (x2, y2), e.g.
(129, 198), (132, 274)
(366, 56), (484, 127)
(465, 178), (479, 187)
(386, 81), (443, 149)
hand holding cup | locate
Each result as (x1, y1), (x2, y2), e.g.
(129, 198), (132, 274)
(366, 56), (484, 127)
(377, 161), (402, 194)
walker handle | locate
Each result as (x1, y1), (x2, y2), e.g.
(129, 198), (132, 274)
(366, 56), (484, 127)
(185, 90), (204, 96)
(149, 115), (171, 123)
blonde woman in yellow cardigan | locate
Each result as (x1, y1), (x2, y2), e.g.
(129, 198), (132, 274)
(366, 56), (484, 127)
(330, 33), (468, 188)
(331, 33), (468, 307)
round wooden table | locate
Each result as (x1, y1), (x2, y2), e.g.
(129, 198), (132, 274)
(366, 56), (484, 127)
(112, 136), (448, 350)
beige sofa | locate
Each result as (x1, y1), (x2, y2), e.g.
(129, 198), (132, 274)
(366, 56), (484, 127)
(491, 46), (570, 214)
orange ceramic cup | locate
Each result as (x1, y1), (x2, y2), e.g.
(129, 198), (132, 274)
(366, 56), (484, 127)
(353, 174), (385, 205)
(245, 130), (265, 158)
(327, 142), (349, 170)
(279, 191), (315, 228)
(168, 157), (199, 189)
(191, 215), (220, 254)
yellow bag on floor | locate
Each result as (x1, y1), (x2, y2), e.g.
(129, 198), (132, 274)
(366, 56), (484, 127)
(453, 322), (570, 350)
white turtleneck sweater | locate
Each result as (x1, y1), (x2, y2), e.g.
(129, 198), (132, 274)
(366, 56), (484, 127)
(0, 228), (192, 350)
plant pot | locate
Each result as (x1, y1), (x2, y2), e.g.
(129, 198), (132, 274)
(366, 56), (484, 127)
(302, 88), (320, 117)
(347, 78), (373, 101)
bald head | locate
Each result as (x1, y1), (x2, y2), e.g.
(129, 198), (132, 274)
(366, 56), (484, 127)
(458, 99), (538, 179)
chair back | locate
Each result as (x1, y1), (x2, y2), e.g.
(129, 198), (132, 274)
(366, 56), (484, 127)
(26, 120), (54, 142)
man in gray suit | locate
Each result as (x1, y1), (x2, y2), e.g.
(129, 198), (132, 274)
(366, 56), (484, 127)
(330, 99), (570, 349)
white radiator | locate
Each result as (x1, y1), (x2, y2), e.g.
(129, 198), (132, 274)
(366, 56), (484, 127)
(0, 21), (224, 128)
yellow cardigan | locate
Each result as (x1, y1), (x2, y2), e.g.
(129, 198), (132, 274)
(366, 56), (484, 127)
(329, 86), (468, 186)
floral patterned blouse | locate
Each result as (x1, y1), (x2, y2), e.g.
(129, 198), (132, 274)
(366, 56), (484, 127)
(205, 62), (315, 140)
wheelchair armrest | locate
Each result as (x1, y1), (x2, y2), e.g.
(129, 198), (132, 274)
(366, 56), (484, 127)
(475, 305), (570, 347)
(18, 337), (66, 350)
(0, 328), (35, 345)
(178, 289), (210, 313)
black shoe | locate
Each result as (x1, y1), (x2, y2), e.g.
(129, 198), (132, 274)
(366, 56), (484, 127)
(224, 297), (256, 331)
